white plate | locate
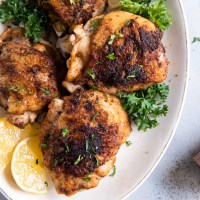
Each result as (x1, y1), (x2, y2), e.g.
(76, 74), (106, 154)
(0, 0), (189, 199)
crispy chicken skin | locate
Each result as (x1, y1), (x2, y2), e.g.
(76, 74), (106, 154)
(64, 11), (169, 94)
(0, 28), (59, 128)
(41, 90), (131, 195)
(40, 0), (107, 28)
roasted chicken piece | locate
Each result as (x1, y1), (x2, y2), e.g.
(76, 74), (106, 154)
(40, 0), (107, 29)
(63, 11), (169, 94)
(0, 28), (59, 128)
(41, 90), (131, 195)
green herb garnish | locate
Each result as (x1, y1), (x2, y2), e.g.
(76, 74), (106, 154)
(94, 155), (99, 166)
(0, 0), (48, 42)
(109, 166), (116, 177)
(126, 20), (131, 26)
(8, 85), (24, 93)
(96, 61), (103, 65)
(126, 141), (132, 146)
(40, 143), (48, 148)
(91, 112), (99, 122)
(74, 155), (84, 165)
(108, 33), (124, 45)
(44, 181), (48, 187)
(117, 83), (169, 131)
(90, 86), (97, 90)
(120, 0), (172, 30)
(192, 37), (200, 43)
(90, 18), (102, 30)
(106, 53), (117, 60)
(85, 140), (89, 151)
(87, 69), (96, 80)
(127, 74), (136, 79)
(62, 128), (69, 137)
(41, 88), (50, 95)
(85, 175), (91, 182)
(54, 159), (58, 167)
(36, 159), (39, 165)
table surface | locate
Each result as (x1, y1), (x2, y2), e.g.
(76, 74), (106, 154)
(1, 0), (200, 200)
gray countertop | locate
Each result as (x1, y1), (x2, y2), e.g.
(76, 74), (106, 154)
(129, 0), (200, 199)
(1, 0), (200, 200)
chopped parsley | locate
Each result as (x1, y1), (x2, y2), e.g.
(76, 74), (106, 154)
(85, 176), (92, 182)
(96, 61), (103, 65)
(90, 86), (97, 90)
(87, 69), (96, 80)
(126, 141), (132, 146)
(117, 83), (169, 131)
(62, 128), (69, 137)
(108, 33), (124, 45)
(120, 0), (172, 30)
(85, 140), (89, 151)
(106, 53), (117, 60)
(8, 85), (23, 93)
(17, 101), (22, 105)
(126, 20), (131, 26)
(54, 159), (58, 167)
(91, 112), (99, 122)
(94, 155), (99, 166)
(41, 88), (50, 95)
(40, 143), (48, 148)
(36, 159), (39, 165)
(65, 143), (70, 153)
(44, 181), (48, 187)
(192, 37), (200, 43)
(109, 166), (116, 177)
(74, 155), (84, 165)
(126, 74), (136, 79)
(90, 18), (102, 30)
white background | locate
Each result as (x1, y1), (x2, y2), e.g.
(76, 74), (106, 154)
(1, 0), (200, 200)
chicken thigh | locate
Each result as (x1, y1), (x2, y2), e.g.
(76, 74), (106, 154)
(64, 11), (169, 94)
(40, 90), (131, 195)
(0, 28), (59, 128)
(40, 0), (107, 28)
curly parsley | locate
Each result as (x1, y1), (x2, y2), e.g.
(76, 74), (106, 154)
(117, 83), (169, 131)
(0, 0), (48, 42)
(120, 0), (172, 30)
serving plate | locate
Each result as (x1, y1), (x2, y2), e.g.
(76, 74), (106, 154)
(0, 0), (189, 199)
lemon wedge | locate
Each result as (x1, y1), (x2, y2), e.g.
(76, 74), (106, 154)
(11, 136), (48, 194)
(0, 117), (40, 172)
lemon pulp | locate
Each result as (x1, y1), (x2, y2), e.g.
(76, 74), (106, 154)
(11, 136), (47, 193)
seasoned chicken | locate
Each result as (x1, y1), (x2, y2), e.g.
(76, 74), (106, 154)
(0, 28), (59, 128)
(64, 11), (169, 94)
(40, 90), (131, 195)
(40, 0), (107, 28)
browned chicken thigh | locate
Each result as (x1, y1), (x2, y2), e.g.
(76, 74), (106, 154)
(0, 28), (59, 128)
(40, 0), (107, 28)
(40, 90), (131, 195)
(63, 11), (169, 94)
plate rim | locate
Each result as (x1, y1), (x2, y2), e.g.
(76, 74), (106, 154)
(0, 0), (190, 199)
(121, 0), (190, 199)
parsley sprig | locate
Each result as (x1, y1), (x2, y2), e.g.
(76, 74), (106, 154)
(117, 83), (169, 131)
(192, 37), (200, 43)
(120, 0), (172, 30)
(0, 0), (48, 42)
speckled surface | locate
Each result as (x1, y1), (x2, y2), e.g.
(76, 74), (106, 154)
(0, 1), (200, 200)
(129, 0), (200, 199)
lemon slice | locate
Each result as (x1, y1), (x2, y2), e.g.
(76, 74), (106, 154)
(11, 136), (48, 194)
(0, 117), (40, 172)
